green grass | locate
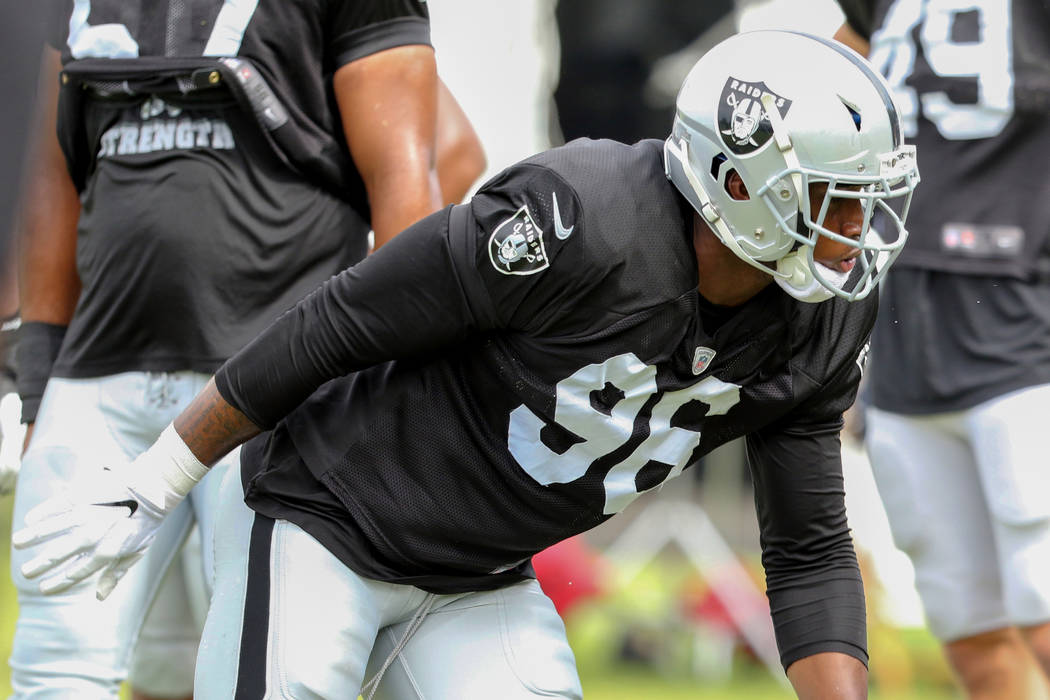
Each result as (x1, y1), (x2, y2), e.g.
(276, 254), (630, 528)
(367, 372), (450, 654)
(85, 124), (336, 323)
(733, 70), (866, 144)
(562, 566), (959, 700)
(578, 668), (957, 700)
(1, 492), (14, 698)
(0, 494), (958, 699)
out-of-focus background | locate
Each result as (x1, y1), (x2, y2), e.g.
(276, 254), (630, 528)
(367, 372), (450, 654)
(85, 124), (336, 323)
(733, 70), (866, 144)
(0, 0), (962, 697)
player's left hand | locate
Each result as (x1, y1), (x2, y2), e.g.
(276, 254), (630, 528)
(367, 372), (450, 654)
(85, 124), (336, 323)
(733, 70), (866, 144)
(12, 465), (167, 599)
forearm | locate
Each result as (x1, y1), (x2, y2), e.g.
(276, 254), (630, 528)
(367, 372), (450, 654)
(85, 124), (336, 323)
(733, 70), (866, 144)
(173, 378), (261, 466)
(787, 651), (868, 700)
(17, 146), (79, 422)
(766, 562), (868, 669)
(748, 425), (869, 669)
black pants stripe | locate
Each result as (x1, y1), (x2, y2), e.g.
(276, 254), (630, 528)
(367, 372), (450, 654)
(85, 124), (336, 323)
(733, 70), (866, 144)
(235, 514), (276, 699)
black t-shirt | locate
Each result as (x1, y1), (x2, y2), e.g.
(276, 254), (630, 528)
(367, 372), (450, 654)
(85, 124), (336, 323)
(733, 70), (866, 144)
(46, 0), (430, 377)
(839, 0), (1050, 413)
(217, 138), (876, 669)
(870, 268), (1050, 413)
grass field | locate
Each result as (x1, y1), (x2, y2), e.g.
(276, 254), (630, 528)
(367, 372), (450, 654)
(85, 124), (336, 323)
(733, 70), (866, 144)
(576, 669), (957, 700)
(2, 493), (17, 697)
(0, 493), (959, 699)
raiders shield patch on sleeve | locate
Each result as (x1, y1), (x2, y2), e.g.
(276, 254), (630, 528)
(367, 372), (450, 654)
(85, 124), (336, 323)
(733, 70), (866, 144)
(488, 205), (550, 275)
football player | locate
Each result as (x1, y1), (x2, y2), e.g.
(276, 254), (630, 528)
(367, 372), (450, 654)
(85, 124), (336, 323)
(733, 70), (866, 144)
(8, 1), (483, 699)
(834, 2), (1050, 698)
(14, 30), (919, 699)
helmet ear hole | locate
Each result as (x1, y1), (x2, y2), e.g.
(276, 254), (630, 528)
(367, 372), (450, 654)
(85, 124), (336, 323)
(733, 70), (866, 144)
(724, 169), (750, 201)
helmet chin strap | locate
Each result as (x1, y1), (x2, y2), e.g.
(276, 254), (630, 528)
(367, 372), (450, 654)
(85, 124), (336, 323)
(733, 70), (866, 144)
(774, 252), (848, 303)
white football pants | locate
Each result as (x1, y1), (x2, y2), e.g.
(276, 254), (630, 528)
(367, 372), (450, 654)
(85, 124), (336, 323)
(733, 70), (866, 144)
(9, 372), (236, 698)
(194, 465), (584, 699)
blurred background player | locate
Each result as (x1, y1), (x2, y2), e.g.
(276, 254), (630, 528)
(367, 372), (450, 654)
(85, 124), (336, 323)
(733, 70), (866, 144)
(8, 1), (483, 698)
(835, 2), (1050, 699)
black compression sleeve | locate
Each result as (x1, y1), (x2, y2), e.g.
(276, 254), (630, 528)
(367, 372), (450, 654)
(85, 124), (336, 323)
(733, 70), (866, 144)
(215, 205), (491, 429)
(766, 574), (868, 669)
(15, 321), (67, 423)
(746, 420), (868, 670)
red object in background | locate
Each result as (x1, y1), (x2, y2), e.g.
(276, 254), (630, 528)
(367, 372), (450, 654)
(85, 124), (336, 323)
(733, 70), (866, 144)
(533, 536), (605, 618)
(685, 585), (738, 635)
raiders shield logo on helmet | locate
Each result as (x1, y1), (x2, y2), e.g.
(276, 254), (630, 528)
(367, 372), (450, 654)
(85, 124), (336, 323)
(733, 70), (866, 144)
(488, 205), (550, 275)
(718, 78), (793, 155)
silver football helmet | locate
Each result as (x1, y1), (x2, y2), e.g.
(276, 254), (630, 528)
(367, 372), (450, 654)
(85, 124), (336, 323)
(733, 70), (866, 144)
(664, 30), (920, 302)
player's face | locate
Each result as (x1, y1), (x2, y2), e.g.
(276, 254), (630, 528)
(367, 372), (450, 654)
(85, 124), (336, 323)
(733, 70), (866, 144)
(810, 182), (863, 274)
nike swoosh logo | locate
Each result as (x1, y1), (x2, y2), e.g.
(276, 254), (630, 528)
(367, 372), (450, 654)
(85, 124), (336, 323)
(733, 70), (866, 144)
(93, 499), (139, 516)
(552, 192), (575, 240)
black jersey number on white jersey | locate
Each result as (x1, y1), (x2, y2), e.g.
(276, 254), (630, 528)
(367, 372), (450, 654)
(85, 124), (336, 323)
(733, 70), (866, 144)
(869, 0), (1013, 139)
(68, 0), (260, 58)
(508, 353), (741, 515)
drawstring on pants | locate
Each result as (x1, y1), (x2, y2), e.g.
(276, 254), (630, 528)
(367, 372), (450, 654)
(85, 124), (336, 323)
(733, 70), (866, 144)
(360, 592), (438, 699)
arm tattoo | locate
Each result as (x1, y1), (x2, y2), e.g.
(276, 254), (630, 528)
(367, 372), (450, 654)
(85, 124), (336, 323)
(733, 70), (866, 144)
(173, 378), (262, 466)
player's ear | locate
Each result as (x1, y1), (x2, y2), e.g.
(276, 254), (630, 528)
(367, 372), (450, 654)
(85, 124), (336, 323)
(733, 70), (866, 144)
(725, 170), (750, 201)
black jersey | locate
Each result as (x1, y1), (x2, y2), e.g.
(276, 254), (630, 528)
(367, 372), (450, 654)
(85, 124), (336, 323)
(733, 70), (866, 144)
(839, 0), (1050, 277)
(838, 0), (1050, 413)
(46, 0), (429, 379)
(217, 139), (875, 668)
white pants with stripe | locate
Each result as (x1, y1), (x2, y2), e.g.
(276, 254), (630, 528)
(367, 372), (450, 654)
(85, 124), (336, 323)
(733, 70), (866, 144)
(195, 466), (584, 699)
(865, 383), (1050, 642)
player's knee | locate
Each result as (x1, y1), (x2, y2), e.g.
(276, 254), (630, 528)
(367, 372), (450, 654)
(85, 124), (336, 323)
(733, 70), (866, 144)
(943, 628), (1030, 691)
(988, 472), (1050, 528)
(998, 518), (1050, 626)
(928, 605), (1008, 644)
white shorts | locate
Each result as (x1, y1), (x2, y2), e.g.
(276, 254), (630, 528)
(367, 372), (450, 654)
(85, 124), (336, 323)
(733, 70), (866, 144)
(195, 466), (583, 699)
(865, 383), (1050, 642)
(8, 372), (236, 699)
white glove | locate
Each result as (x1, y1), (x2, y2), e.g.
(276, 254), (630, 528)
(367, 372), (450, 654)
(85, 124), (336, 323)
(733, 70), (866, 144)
(0, 392), (26, 495)
(12, 424), (209, 600)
